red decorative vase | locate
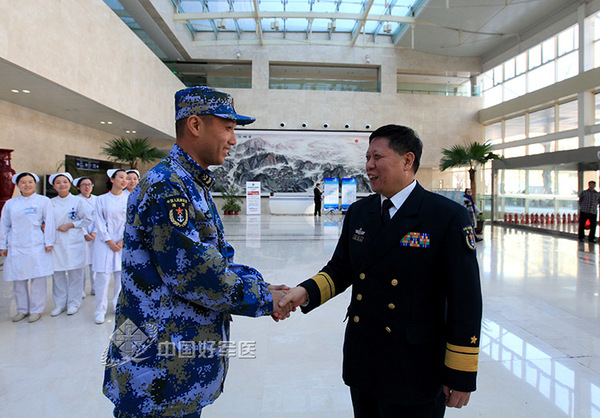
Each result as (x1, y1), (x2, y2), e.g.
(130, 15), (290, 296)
(0, 149), (16, 215)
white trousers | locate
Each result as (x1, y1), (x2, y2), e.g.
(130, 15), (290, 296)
(52, 268), (84, 310)
(94, 271), (121, 316)
(13, 277), (47, 314)
(82, 264), (95, 294)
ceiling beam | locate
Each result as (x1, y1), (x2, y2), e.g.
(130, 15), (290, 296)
(200, 0), (218, 39)
(190, 38), (400, 48)
(174, 11), (414, 24)
(226, 0), (242, 38)
(351, 0), (375, 46)
(252, 0), (264, 45)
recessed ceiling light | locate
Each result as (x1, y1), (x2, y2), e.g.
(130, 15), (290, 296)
(100, 121), (106, 124)
(22, 90), (30, 94)
(107, 121), (113, 125)
(126, 130), (131, 134)
(132, 131), (136, 134)
(11, 89), (19, 93)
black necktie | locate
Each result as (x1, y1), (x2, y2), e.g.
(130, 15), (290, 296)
(382, 199), (393, 224)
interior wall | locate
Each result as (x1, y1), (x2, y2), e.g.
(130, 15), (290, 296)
(0, 0), (183, 137)
(0, 100), (115, 198)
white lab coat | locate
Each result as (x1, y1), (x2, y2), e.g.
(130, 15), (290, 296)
(92, 191), (127, 273)
(51, 193), (92, 271)
(0, 193), (55, 281)
(77, 193), (97, 265)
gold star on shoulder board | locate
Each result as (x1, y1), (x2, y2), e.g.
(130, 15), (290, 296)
(470, 336), (478, 344)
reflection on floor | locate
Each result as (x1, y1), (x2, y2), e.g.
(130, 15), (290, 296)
(0, 215), (599, 417)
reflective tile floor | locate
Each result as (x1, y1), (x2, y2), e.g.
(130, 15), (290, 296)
(1, 215), (599, 417)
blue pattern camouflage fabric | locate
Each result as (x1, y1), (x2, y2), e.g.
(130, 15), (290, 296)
(102, 144), (273, 416)
(174, 86), (255, 126)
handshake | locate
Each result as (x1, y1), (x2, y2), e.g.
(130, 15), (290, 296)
(267, 284), (308, 322)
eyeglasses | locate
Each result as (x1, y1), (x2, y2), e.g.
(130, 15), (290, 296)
(80, 183), (94, 187)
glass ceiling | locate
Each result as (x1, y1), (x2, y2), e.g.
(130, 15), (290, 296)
(173, 0), (424, 42)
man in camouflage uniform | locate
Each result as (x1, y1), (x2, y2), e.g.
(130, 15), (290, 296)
(103, 86), (292, 417)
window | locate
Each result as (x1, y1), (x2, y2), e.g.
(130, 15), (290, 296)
(482, 70), (494, 91)
(528, 44), (542, 69)
(505, 115), (526, 142)
(558, 25), (578, 56)
(504, 58), (515, 80)
(516, 53), (527, 75)
(270, 64), (380, 92)
(504, 146), (526, 158)
(485, 122), (502, 145)
(165, 61), (253, 89)
(482, 24), (580, 108)
(504, 75), (526, 101)
(484, 85), (503, 108)
(558, 101), (578, 131)
(595, 13), (600, 68)
(396, 71), (472, 96)
(528, 63), (554, 92)
(528, 141), (555, 155)
(595, 93), (600, 123)
(529, 107), (555, 138)
(493, 65), (503, 86)
(557, 52), (578, 82)
(556, 137), (579, 151)
(542, 38), (556, 63)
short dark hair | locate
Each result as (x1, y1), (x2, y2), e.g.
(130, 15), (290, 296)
(175, 115), (214, 139)
(369, 125), (423, 174)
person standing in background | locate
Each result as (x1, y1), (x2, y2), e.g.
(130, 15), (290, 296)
(578, 180), (600, 243)
(0, 172), (55, 323)
(74, 176), (97, 298)
(49, 172), (92, 317)
(92, 169), (128, 324)
(123, 169), (140, 197)
(463, 188), (483, 242)
(314, 182), (322, 216)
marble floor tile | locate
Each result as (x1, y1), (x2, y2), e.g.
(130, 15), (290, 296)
(0, 217), (598, 417)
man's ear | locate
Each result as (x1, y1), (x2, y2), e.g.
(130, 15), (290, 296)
(186, 115), (203, 136)
(404, 152), (416, 171)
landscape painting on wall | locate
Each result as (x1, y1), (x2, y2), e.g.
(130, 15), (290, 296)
(212, 130), (373, 193)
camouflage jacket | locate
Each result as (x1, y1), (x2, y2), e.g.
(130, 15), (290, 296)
(103, 144), (273, 416)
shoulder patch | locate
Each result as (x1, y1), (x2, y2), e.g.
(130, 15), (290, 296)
(462, 225), (476, 250)
(166, 196), (190, 229)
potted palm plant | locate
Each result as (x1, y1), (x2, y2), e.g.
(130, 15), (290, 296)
(102, 137), (166, 169)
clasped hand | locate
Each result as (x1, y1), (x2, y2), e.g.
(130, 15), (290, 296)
(269, 286), (309, 322)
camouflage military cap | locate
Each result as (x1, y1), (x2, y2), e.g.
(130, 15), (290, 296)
(175, 86), (256, 126)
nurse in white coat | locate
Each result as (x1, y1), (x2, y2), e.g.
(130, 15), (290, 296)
(49, 172), (92, 316)
(74, 176), (97, 297)
(93, 169), (128, 324)
(0, 172), (55, 323)
(123, 169), (139, 198)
